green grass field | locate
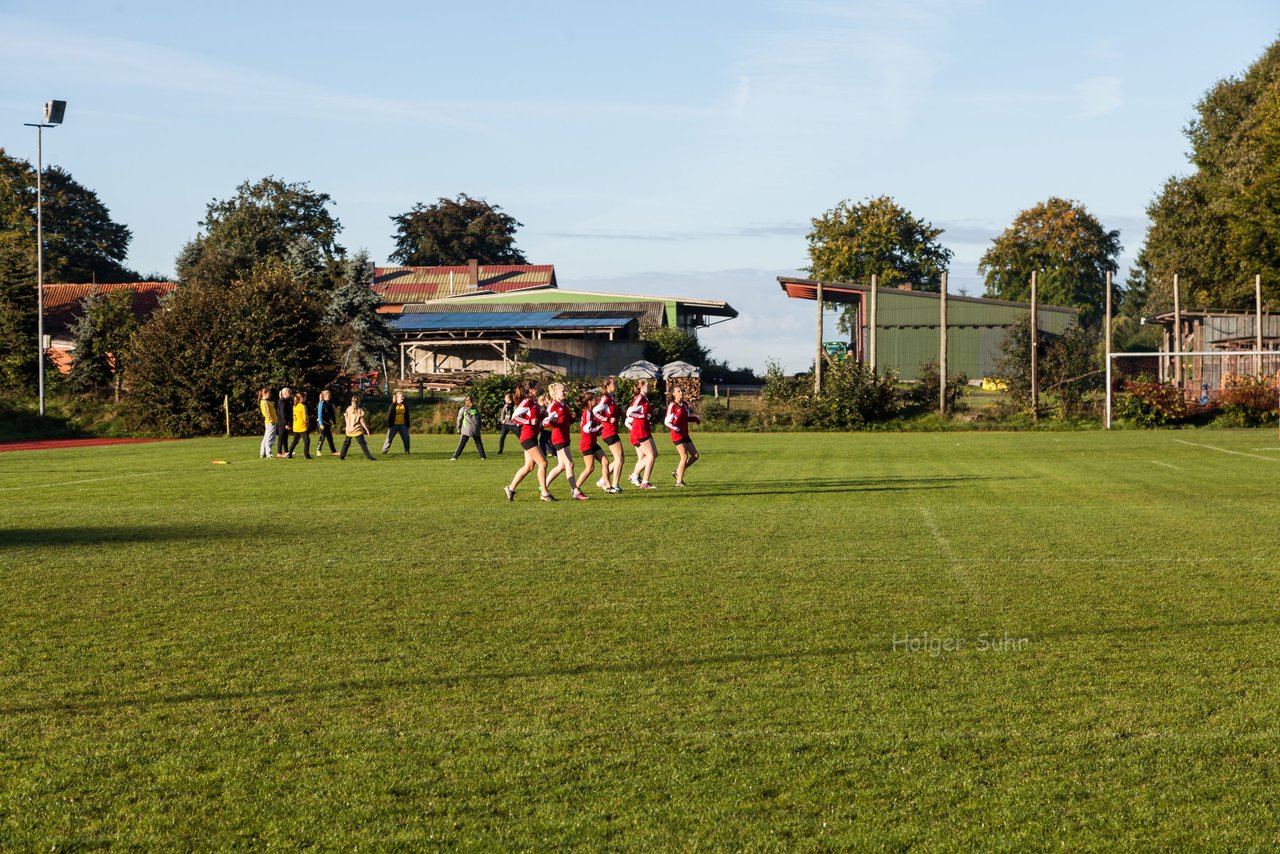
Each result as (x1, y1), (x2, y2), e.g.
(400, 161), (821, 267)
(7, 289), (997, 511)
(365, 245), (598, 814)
(4, 430), (1280, 849)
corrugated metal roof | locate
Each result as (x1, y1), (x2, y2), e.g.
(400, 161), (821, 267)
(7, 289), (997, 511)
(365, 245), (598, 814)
(41, 282), (178, 338)
(373, 265), (556, 303)
(391, 311), (636, 332)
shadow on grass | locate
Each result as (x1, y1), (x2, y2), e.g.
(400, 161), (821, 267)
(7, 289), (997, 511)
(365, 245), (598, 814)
(642, 474), (1018, 499)
(8, 611), (1273, 717)
(0, 524), (274, 549)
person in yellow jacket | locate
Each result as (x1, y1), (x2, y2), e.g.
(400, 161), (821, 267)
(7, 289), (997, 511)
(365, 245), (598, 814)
(287, 391), (313, 459)
(258, 388), (276, 459)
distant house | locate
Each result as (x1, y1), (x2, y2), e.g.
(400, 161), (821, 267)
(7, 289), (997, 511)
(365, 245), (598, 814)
(373, 263), (736, 379)
(42, 282), (177, 373)
(1142, 308), (1280, 390)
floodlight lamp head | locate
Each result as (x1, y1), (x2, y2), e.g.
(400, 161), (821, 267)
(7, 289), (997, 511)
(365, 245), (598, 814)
(43, 100), (66, 125)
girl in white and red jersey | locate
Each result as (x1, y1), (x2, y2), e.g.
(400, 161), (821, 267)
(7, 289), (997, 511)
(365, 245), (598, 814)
(664, 384), (701, 486)
(504, 380), (554, 502)
(593, 376), (624, 492)
(626, 377), (657, 490)
(576, 390), (612, 494)
(543, 382), (588, 501)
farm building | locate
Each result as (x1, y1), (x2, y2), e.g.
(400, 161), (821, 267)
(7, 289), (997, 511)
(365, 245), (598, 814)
(41, 281), (177, 373)
(374, 264), (736, 380)
(778, 276), (1077, 381)
(1142, 308), (1280, 390)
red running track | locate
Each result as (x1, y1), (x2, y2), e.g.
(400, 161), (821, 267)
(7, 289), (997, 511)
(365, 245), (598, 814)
(0, 438), (176, 453)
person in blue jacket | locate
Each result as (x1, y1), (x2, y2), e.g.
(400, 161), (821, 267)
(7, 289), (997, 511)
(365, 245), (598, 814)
(315, 389), (337, 456)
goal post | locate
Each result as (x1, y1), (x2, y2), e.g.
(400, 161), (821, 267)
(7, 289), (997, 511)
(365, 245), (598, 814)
(1106, 350), (1280, 428)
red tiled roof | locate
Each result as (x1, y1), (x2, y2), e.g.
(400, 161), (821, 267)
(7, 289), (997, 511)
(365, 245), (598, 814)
(373, 265), (556, 305)
(42, 282), (177, 339)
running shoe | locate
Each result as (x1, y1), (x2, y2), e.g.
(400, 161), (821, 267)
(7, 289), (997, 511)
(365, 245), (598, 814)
(608, 486), (622, 494)
(640, 482), (656, 490)
(596, 477), (608, 490)
(540, 493), (559, 502)
(504, 487), (515, 502)
(572, 491), (589, 501)
(628, 473), (641, 486)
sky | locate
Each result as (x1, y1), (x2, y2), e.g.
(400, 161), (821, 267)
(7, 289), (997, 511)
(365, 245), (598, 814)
(1, 0), (1277, 371)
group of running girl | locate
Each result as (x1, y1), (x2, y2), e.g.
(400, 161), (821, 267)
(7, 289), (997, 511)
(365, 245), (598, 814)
(504, 375), (700, 502)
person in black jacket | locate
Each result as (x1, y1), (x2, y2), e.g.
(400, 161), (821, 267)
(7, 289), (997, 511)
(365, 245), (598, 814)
(275, 386), (293, 457)
(382, 391), (411, 454)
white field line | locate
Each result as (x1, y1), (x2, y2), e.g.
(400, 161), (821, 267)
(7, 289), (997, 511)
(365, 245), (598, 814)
(0, 471), (170, 492)
(1172, 439), (1280, 463)
(918, 507), (986, 605)
(1149, 460), (1181, 470)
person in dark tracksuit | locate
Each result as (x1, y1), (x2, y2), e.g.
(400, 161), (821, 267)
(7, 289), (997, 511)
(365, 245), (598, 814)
(496, 393), (518, 455)
(275, 387), (293, 457)
(315, 389), (337, 456)
(451, 396), (487, 460)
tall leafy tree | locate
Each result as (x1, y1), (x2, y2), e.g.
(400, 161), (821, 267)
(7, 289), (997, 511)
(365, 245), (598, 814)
(0, 149), (137, 394)
(0, 149), (136, 283)
(127, 262), (335, 436)
(178, 177), (344, 286)
(805, 196), (953, 330)
(0, 234), (37, 392)
(978, 197), (1121, 326)
(1139, 39), (1280, 312)
(389, 194), (528, 266)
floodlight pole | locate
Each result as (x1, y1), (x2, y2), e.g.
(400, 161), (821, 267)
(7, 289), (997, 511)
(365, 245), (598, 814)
(23, 120), (56, 418)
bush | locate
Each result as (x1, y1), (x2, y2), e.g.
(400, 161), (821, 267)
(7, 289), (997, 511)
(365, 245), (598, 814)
(904, 359), (968, 413)
(762, 358), (900, 429)
(1219, 375), (1279, 427)
(1115, 381), (1188, 427)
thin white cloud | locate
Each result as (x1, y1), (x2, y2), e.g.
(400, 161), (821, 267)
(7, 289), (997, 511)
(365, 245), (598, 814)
(1074, 76), (1123, 118)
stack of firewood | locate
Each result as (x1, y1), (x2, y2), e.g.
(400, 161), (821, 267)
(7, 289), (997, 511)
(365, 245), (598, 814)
(664, 376), (701, 412)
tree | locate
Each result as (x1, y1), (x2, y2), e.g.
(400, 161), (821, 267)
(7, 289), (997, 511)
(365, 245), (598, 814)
(126, 262), (336, 436)
(68, 290), (139, 399)
(389, 194), (527, 266)
(0, 149), (137, 284)
(0, 233), (36, 392)
(642, 326), (710, 367)
(978, 197), (1121, 326)
(805, 196), (953, 330)
(0, 149), (138, 393)
(1138, 40), (1280, 313)
(324, 249), (393, 371)
(177, 177), (344, 286)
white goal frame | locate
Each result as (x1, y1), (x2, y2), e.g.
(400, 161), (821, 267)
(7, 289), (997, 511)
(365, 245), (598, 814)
(1106, 350), (1280, 429)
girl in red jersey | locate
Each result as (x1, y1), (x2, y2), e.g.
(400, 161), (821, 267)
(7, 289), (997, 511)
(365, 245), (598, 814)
(626, 377), (658, 490)
(543, 382), (588, 501)
(593, 376), (624, 492)
(664, 384), (701, 486)
(575, 390), (612, 494)
(504, 380), (554, 502)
